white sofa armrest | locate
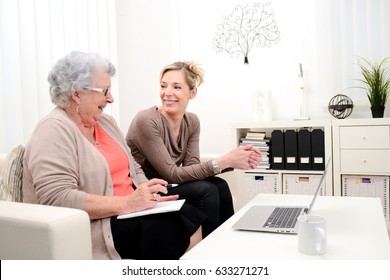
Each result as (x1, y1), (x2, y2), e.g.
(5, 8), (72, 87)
(0, 201), (92, 260)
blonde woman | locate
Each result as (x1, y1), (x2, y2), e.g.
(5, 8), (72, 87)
(126, 61), (261, 237)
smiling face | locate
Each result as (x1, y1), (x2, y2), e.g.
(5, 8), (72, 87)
(159, 69), (197, 117)
(76, 68), (114, 126)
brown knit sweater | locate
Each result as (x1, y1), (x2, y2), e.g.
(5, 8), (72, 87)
(126, 106), (215, 183)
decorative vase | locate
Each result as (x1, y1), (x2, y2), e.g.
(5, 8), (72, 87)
(252, 90), (272, 121)
(370, 106), (385, 118)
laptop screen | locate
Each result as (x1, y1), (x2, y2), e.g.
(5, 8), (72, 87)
(306, 158), (330, 214)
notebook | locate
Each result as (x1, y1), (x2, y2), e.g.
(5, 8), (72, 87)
(117, 199), (185, 219)
(232, 158), (330, 234)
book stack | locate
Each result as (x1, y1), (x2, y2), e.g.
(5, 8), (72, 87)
(239, 131), (270, 169)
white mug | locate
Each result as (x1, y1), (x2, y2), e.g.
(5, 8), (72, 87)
(297, 214), (327, 255)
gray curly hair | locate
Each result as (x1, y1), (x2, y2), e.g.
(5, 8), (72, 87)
(47, 51), (116, 108)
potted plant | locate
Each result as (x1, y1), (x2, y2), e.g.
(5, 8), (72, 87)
(357, 56), (390, 118)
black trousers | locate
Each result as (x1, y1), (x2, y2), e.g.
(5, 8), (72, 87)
(110, 203), (206, 260)
(167, 176), (235, 237)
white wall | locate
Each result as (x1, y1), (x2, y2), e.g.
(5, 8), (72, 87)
(116, 0), (390, 155)
(116, 0), (173, 133)
(1, 0), (389, 155)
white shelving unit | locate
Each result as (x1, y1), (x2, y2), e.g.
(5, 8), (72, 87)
(332, 118), (390, 222)
(229, 118), (390, 227)
(231, 119), (333, 209)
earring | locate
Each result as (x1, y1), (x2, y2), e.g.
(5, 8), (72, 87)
(76, 104), (80, 114)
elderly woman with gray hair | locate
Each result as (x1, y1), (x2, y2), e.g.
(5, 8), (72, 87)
(22, 51), (205, 260)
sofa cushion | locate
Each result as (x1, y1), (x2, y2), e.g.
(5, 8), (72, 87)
(0, 145), (25, 202)
(0, 153), (7, 173)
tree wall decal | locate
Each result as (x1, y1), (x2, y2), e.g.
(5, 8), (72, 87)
(213, 2), (281, 64)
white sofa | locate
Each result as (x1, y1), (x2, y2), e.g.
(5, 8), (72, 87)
(0, 151), (242, 260)
(0, 150), (92, 260)
(0, 200), (92, 260)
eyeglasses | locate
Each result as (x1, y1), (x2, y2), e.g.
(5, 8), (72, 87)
(83, 87), (111, 97)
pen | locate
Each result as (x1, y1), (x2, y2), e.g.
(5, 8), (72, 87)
(166, 184), (179, 188)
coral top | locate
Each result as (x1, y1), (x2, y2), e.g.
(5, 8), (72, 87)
(94, 124), (134, 196)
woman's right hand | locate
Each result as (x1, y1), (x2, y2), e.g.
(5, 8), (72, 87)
(126, 178), (179, 213)
(216, 144), (262, 171)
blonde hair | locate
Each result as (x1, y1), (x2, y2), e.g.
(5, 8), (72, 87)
(160, 61), (204, 90)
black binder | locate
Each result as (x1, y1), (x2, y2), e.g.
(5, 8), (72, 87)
(298, 128), (312, 170)
(311, 129), (325, 170)
(284, 129), (298, 170)
(271, 130), (285, 170)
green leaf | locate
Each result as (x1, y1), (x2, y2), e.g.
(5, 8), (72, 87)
(357, 56), (390, 106)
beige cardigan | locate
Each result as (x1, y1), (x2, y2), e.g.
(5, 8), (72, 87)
(23, 107), (148, 259)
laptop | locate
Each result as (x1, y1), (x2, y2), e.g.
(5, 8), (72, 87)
(232, 158), (330, 234)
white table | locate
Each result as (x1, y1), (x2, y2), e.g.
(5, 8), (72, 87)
(181, 194), (390, 259)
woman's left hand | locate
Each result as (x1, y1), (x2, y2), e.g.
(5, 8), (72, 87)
(247, 145), (262, 169)
(218, 144), (261, 170)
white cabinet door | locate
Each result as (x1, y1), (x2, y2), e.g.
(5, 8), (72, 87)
(340, 150), (390, 173)
(340, 126), (390, 149)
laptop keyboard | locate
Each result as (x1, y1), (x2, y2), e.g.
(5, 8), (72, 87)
(263, 207), (302, 228)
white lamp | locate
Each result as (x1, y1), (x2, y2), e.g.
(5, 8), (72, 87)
(294, 63), (310, 120)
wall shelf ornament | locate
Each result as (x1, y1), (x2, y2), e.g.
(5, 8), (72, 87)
(213, 2), (281, 64)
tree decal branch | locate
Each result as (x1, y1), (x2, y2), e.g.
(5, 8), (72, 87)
(213, 2), (281, 64)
